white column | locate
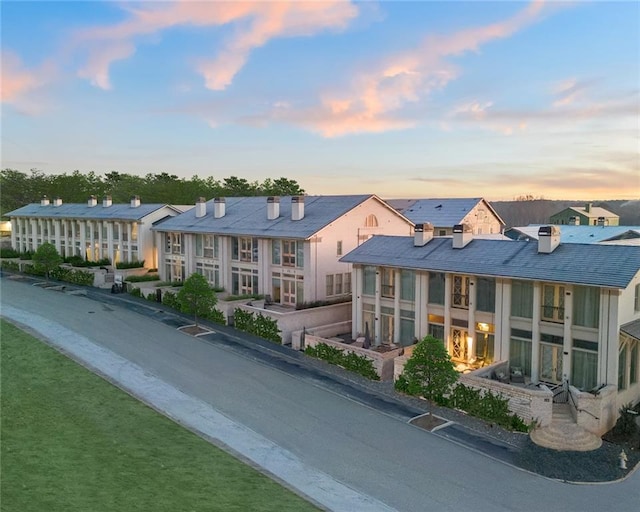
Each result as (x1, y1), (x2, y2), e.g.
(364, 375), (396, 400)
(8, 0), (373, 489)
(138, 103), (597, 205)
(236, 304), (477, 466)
(562, 286), (573, 382)
(184, 233), (194, 277)
(414, 272), (426, 339)
(468, 277), (477, 362)
(54, 220), (62, 254)
(498, 279), (511, 361)
(89, 221), (95, 260)
(352, 266), (363, 340)
(393, 269), (401, 344)
(444, 273), (452, 352)
(80, 221), (87, 259)
(106, 222), (114, 264)
(531, 282), (542, 382)
(30, 219), (37, 251)
(374, 268), (381, 346)
(10, 218), (17, 251)
(126, 223), (133, 262)
(219, 236), (231, 291)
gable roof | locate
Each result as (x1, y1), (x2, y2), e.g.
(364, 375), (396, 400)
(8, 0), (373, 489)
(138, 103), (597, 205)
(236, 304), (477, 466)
(552, 205), (619, 219)
(340, 235), (640, 289)
(386, 197), (504, 227)
(6, 202), (177, 221)
(151, 195), (395, 239)
(505, 225), (640, 244)
(621, 319), (640, 341)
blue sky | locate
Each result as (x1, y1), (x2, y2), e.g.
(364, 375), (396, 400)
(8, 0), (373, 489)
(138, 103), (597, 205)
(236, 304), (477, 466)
(2, 1), (638, 200)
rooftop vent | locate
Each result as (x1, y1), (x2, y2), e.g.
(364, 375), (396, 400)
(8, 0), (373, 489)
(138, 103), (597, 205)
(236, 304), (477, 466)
(214, 197), (226, 218)
(40, 196), (50, 206)
(267, 196), (280, 220)
(452, 223), (472, 249)
(88, 195), (98, 207)
(103, 195), (112, 208)
(414, 223), (434, 247)
(195, 197), (207, 218)
(130, 195), (140, 208)
(537, 225), (561, 253)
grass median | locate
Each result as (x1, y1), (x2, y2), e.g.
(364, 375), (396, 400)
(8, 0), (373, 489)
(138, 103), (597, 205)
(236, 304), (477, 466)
(0, 319), (319, 512)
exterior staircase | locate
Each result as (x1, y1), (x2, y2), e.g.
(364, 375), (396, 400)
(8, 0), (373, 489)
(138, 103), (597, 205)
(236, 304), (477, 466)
(530, 403), (602, 451)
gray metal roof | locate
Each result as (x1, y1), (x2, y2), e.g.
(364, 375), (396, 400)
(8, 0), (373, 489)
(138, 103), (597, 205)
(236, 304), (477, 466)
(151, 195), (374, 239)
(6, 202), (175, 221)
(340, 235), (640, 289)
(387, 198), (503, 227)
(621, 319), (640, 340)
(505, 225), (640, 244)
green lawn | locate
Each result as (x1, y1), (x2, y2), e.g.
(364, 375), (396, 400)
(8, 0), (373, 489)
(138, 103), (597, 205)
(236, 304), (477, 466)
(0, 320), (319, 512)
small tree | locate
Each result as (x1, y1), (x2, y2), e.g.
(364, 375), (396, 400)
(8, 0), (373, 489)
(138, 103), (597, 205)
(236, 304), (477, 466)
(32, 243), (62, 282)
(401, 335), (458, 416)
(176, 273), (217, 328)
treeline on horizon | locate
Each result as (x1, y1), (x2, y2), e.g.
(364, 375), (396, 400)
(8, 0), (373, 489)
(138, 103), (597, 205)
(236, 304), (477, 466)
(0, 169), (305, 218)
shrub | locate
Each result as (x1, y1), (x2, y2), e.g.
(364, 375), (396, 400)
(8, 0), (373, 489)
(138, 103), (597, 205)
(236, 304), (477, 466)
(64, 256), (111, 267)
(225, 293), (262, 301)
(155, 280), (184, 287)
(50, 267), (94, 286)
(0, 248), (20, 258)
(129, 287), (142, 298)
(161, 291), (180, 309)
(116, 260), (145, 269)
(19, 251), (34, 260)
(232, 308), (281, 344)
(0, 260), (20, 271)
(125, 274), (160, 283)
(204, 308), (226, 325)
(296, 297), (351, 310)
(305, 342), (379, 380)
(613, 403), (639, 438)
(23, 264), (45, 276)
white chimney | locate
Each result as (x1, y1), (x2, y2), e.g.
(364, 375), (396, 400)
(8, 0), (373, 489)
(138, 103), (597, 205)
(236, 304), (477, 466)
(538, 225), (561, 253)
(452, 223), (473, 249)
(40, 196), (50, 206)
(103, 195), (112, 208)
(130, 195), (140, 208)
(214, 197), (226, 218)
(267, 196), (280, 220)
(53, 197), (62, 207)
(414, 223), (434, 247)
(585, 203), (592, 213)
(292, 196), (305, 221)
(88, 195), (97, 207)
(195, 197), (207, 218)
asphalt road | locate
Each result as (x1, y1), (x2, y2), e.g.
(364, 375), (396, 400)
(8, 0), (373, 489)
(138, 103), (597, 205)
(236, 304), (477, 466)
(2, 277), (639, 512)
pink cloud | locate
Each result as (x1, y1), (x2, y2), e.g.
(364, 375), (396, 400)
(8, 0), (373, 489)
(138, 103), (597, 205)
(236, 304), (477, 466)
(1, 52), (40, 102)
(73, 0), (358, 91)
(275, 0), (551, 136)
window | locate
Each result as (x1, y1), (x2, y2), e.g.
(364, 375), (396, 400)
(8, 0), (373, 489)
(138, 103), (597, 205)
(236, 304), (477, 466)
(438, 230), (447, 236)
(381, 268), (395, 298)
(476, 277), (495, 313)
(344, 272), (351, 295)
(364, 214), (378, 227)
(196, 234), (215, 258)
(233, 237), (258, 262)
(572, 339), (598, 391)
(326, 275), (334, 297)
(573, 285), (600, 329)
(542, 284), (565, 323)
(231, 267), (259, 295)
(400, 270), (415, 302)
(635, 284), (640, 312)
(428, 272), (445, 305)
(381, 306), (394, 343)
(363, 266), (376, 296)
(475, 326), (495, 364)
(631, 341), (638, 385)
(510, 329), (532, 376)
(166, 233), (183, 255)
(165, 259), (185, 282)
(131, 223), (138, 242)
(283, 240), (297, 267)
(113, 223), (119, 240)
(400, 310), (415, 346)
(619, 336), (639, 390)
(452, 275), (470, 309)
(619, 344), (627, 390)
(511, 280), (533, 318)
(196, 261), (220, 287)
(272, 240), (281, 265)
(335, 273), (343, 295)
(336, 240), (343, 256)
(428, 314), (445, 342)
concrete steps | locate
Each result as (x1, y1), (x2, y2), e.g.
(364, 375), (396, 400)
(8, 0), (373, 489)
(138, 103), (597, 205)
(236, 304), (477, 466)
(530, 403), (602, 452)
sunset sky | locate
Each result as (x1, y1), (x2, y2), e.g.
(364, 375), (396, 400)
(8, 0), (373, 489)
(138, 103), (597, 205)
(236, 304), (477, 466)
(2, 0), (638, 200)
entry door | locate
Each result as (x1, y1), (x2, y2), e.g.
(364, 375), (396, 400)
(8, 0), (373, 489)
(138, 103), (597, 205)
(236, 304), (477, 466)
(451, 329), (467, 361)
(282, 279), (296, 306)
(540, 344), (563, 383)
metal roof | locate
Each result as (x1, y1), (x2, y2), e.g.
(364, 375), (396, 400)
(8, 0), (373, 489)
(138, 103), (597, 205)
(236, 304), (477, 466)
(151, 195), (375, 239)
(6, 202), (175, 221)
(505, 225), (640, 244)
(387, 197), (503, 227)
(340, 235), (640, 289)
(621, 319), (640, 340)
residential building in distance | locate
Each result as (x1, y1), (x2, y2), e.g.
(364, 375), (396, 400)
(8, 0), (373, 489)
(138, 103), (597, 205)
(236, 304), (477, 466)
(505, 225), (640, 245)
(152, 195), (413, 307)
(7, 195), (181, 268)
(387, 197), (505, 236)
(341, 224), (640, 435)
(550, 203), (620, 226)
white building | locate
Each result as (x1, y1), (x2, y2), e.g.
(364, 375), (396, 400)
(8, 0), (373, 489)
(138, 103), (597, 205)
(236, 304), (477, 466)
(341, 224), (640, 434)
(7, 196), (181, 268)
(387, 197), (505, 236)
(152, 195), (413, 307)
